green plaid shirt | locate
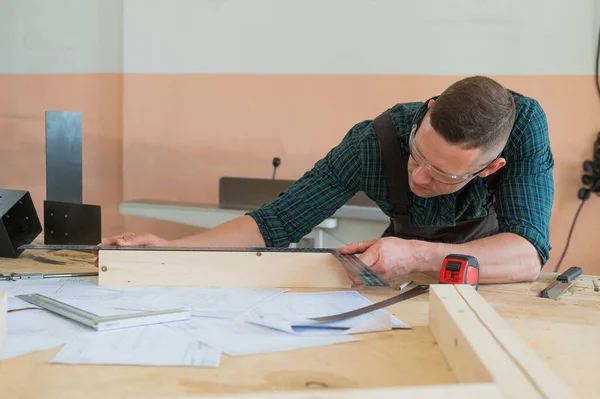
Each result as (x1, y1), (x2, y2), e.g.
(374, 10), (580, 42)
(248, 95), (554, 265)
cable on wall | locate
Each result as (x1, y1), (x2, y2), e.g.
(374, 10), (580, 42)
(552, 24), (600, 273)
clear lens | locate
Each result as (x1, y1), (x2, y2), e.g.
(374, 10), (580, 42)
(409, 127), (469, 185)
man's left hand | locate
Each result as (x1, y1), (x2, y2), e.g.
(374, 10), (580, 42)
(337, 237), (418, 285)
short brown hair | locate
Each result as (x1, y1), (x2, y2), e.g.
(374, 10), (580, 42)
(428, 76), (516, 158)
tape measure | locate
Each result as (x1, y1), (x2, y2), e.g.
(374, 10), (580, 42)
(439, 254), (480, 290)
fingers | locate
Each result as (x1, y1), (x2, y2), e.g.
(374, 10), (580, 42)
(97, 232), (169, 251)
(98, 232), (134, 247)
(341, 243), (383, 286)
(358, 247), (379, 268)
(338, 239), (378, 255)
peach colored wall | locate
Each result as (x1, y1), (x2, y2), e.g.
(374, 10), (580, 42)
(0, 74), (124, 238)
(1, 73), (599, 275)
(122, 74), (600, 274)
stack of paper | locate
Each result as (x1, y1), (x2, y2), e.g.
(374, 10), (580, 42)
(0, 277), (411, 367)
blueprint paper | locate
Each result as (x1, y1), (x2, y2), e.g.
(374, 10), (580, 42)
(243, 291), (410, 335)
(112, 286), (288, 319)
(52, 323), (221, 367)
(0, 278), (402, 362)
(0, 277), (140, 302)
(0, 278), (288, 319)
(0, 309), (93, 360)
(250, 311), (394, 335)
(169, 318), (357, 357)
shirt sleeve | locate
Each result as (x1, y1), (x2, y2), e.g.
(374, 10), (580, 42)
(247, 121), (368, 247)
(494, 99), (555, 265)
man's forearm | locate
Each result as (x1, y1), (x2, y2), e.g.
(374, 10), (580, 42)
(413, 233), (542, 284)
(168, 215), (266, 248)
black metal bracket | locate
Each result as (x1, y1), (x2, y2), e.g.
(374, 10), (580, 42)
(0, 189), (43, 258)
(43, 201), (101, 245)
(44, 111), (101, 245)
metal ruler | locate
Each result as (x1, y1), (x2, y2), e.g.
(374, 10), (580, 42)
(0, 272), (98, 281)
(19, 244), (390, 287)
(16, 293), (190, 331)
(308, 284), (429, 323)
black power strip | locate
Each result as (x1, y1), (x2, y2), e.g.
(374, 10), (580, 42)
(579, 131), (600, 200)
(553, 132), (600, 272)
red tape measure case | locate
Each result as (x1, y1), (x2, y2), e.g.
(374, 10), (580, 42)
(439, 254), (480, 290)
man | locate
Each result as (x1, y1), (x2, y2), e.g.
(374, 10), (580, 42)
(101, 76), (554, 285)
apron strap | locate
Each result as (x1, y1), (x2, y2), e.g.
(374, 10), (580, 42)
(373, 110), (411, 215)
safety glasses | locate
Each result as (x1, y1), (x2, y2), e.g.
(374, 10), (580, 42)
(408, 110), (500, 185)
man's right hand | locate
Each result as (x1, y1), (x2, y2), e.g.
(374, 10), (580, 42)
(93, 232), (169, 267)
(98, 232), (169, 248)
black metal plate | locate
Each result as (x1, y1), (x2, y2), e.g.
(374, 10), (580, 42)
(0, 189), (43, 258)
(43, 200), (101, 245)
(45, 111), (83, 204)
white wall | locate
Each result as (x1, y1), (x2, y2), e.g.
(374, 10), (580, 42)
(123, 0), (598, 75)
(0, 0), (122, 73)
(1, 0), (596, 75)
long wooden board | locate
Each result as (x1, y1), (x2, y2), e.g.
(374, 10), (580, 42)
(429, 284), (542, 399)
(98, 250), (353, 288)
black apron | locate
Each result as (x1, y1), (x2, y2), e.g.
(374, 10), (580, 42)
(372, 100), (515, 244)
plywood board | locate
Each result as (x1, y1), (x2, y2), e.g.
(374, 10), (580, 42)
(98, 250), (353, 288)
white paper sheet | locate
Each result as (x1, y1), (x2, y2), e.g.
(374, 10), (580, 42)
(113, 286), (288, 319)
(243, 291), (410, 335)
(0, 278), (404, 362)
(1, 278), (288, 319)
(52, 323), (221, 367)
(0, 309), (93, 360)
(0, 277), (134, 301)
(170, 317), (357, 356)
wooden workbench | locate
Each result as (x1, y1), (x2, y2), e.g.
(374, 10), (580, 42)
(0, 248), (598, 399)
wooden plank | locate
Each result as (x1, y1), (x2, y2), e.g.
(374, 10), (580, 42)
(98, 250), (353, 288)
(429, 284), (542, 399)
(0, 290), (6, 356)
(454, 285), (575, 399)
(136, 382), (505, 399)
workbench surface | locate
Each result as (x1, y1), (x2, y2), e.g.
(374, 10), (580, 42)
(0, 248), (598, 399)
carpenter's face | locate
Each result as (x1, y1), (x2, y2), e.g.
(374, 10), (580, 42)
(407, 103), (505, 198)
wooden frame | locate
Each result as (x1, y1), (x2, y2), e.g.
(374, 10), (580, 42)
(0, 290), (6, 356)
(139, 284), (574, 399)
(98, 249), (353, 288)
